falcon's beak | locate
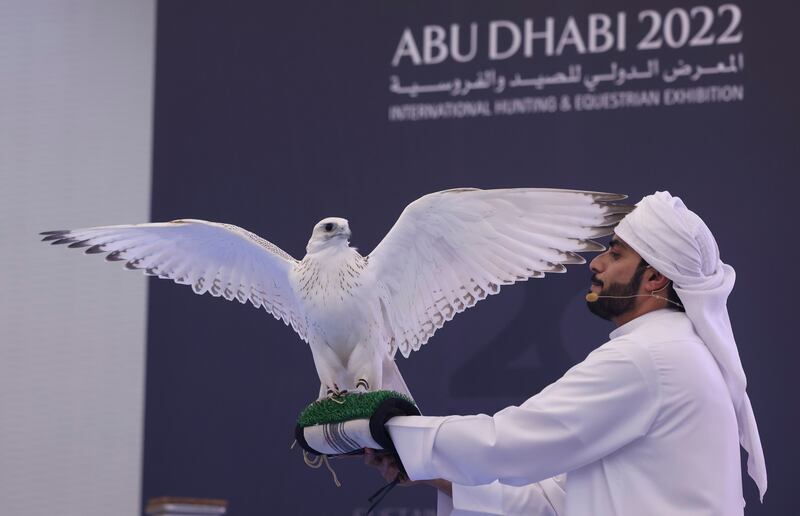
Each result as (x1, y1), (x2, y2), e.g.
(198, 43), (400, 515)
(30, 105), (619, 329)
(330, 227), (351, 241)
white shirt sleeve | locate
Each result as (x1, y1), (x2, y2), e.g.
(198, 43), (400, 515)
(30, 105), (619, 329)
(387, 341), (660, 489)
(435, 474), (567, 516)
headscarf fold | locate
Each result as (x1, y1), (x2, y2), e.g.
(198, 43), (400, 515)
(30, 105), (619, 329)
(615, 191), (766, 502)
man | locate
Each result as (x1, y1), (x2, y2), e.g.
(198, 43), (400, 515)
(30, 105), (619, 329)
(365, 192), (766, 515)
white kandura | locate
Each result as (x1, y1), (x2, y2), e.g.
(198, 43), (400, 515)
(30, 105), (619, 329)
(41, 188), (631, 399)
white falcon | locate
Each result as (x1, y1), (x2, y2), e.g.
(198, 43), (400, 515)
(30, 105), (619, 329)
(42, 188), (630, 399)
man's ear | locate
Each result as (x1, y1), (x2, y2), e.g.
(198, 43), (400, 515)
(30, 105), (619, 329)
(646, 268), (670, 293)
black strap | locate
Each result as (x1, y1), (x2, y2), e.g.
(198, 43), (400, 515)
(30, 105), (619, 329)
(294, 423), (316, 455)
(368, 397), (420, 480)
(369, 397), (420, 451)
(366, 476), (400, 515)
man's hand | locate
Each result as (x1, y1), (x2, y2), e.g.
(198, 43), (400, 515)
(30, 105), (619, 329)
(363, 448), (407, 484)
(363, 448), (452, 497)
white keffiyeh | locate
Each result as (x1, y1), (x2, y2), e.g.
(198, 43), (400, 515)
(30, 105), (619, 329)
(616, 191), (767, 501)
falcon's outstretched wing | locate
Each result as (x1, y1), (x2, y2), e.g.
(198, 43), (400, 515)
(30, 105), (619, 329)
(368, 188), (632, 357)
(41, 219), (307, 340)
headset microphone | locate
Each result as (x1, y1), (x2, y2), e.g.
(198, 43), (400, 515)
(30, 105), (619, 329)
(585, 283), (683, 308)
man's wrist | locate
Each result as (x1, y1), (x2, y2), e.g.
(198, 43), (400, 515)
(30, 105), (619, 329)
(423, 478), (453, 497)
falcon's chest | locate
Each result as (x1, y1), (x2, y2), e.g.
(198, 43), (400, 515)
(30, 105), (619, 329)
(294, 250), (369, 306)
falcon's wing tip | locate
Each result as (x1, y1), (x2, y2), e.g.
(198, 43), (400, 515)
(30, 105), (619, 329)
(561, 251), (587, 265)
(575, 239), (606, 252)
(85, 244), (107, 254)
(42, 233), (85, 246)
(591, 192), (629, 202)
(40, 230), (75, 243)
(437, 187), (482, 195)
(67, 239), (92, 249)
(106, 251), (126, 262)
(599, 202), (635, 214)
(438, 188), (633, 207)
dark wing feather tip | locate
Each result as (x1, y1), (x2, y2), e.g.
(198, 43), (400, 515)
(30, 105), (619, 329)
(42, 233), (70, 242)
(561, 252), (586, 264)
(52, 237), (80, 245)
(105, 251), (125, 262)
(85, 245), (106, 254)
(591, 192), (628, 201)
(576, 239), (606, 252)
(601, 213), (629, 225)
(39, 230), (70, 236)
(600, 203), (635, 214)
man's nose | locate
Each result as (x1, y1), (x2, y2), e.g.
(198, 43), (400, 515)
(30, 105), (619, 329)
(589, 253), (603, 273)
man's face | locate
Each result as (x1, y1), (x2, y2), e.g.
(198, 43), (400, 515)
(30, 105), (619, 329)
(587, 235), (648, 321)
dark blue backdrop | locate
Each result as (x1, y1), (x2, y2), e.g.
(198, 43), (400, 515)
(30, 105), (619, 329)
(143, 1), (798, 514)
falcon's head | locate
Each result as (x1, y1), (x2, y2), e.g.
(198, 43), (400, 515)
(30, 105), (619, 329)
(307, 217), (351, 253)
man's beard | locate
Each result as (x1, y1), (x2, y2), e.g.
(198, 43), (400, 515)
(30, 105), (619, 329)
(586, 265), (647, 321)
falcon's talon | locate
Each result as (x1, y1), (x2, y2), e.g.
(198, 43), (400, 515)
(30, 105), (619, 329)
(326, 385), (349, 403)
(355, 379), (370, 392)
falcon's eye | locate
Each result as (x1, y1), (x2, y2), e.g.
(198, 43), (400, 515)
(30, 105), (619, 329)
(324, 223), (334, 232)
